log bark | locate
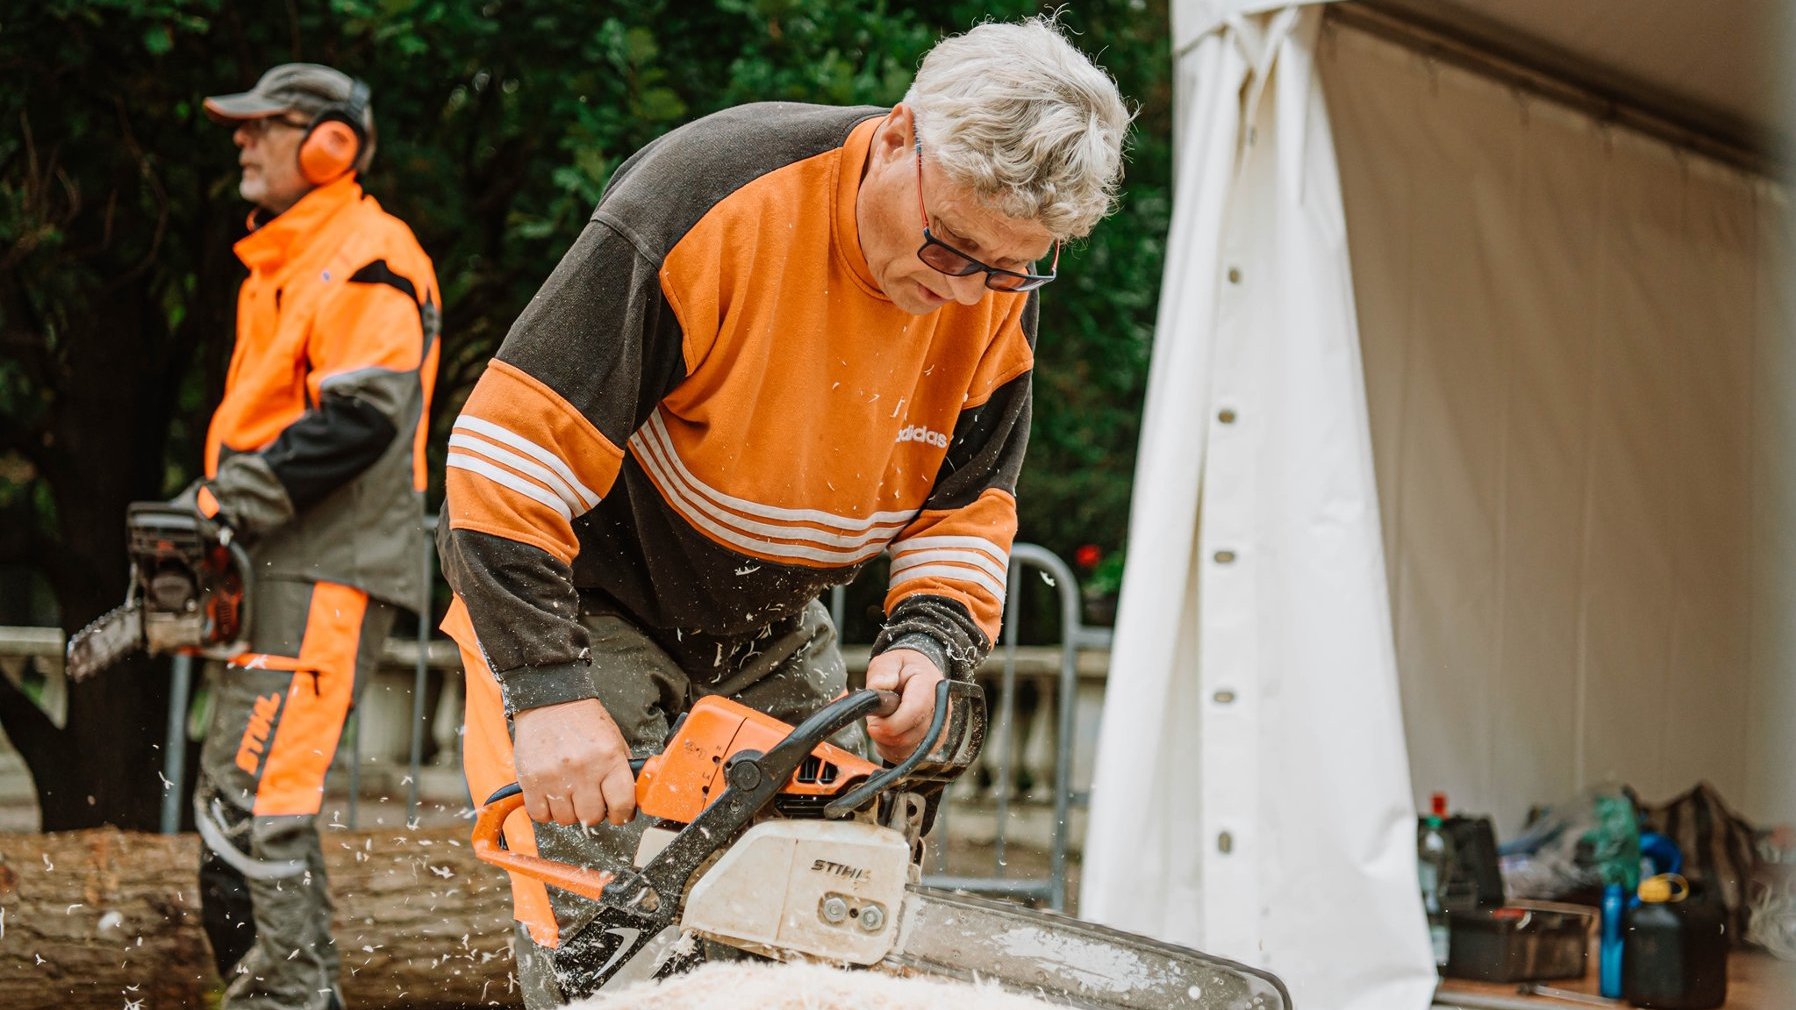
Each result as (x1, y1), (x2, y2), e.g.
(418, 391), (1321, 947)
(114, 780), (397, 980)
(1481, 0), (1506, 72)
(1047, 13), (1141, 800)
(0, 825), (522, 1009)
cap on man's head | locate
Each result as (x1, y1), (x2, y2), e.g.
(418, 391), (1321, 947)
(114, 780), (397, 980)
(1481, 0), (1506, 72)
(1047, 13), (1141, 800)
(204, 63), (362, 125)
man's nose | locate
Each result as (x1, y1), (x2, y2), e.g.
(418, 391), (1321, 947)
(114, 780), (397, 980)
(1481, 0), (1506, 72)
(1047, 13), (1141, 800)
(947, 271), (986, 305)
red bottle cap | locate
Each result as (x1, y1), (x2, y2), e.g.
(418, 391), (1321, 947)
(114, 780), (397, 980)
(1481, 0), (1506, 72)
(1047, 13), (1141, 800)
(1431, 792), (1448, 818)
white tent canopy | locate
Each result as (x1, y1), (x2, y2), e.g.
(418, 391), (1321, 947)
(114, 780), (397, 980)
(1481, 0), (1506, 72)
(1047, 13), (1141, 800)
(1083, 3), (1794, 1008)
(1360, 0), (1787, 160)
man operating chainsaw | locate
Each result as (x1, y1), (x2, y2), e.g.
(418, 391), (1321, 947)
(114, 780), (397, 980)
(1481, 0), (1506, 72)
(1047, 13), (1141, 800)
(438, 18), (1127, 1003)
(184, 64), (439, 1010)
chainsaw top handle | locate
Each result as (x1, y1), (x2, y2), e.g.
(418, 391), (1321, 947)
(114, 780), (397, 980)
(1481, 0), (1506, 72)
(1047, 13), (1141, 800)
(824, 678), (951, 817)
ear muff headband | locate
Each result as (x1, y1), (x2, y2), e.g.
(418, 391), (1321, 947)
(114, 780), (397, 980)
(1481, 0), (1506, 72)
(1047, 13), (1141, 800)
(297, 78), (370, 185)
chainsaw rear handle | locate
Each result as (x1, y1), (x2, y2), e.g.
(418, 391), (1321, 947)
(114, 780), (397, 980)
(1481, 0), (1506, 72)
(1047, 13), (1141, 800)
(478, 757), (649, 851)
(470, 787), (617, 902)
(218, 537), (255, 653)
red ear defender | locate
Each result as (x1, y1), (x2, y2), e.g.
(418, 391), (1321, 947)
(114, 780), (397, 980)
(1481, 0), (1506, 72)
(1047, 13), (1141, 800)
(298, 118), (360, 184)
(296, 77), (370, 185)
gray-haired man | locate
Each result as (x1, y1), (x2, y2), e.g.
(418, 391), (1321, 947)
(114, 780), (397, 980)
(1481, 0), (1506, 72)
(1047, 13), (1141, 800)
(438, 17), (1128, 1004)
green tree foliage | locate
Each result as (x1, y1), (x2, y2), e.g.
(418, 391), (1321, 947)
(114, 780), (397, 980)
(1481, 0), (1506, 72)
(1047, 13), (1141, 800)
(0, 0), (1170, 826)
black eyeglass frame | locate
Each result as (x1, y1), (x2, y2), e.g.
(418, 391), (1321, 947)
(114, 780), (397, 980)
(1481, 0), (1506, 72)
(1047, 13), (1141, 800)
(913, 142), (1060, 293)
(236, 114), (314, 138)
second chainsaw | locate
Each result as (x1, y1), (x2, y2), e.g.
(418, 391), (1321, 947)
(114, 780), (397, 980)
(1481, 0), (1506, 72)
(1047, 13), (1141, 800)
(64, 501), (254, 681)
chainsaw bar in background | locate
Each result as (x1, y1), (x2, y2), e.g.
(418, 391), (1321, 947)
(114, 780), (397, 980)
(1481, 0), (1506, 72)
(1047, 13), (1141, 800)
(65, 602), (144, 682)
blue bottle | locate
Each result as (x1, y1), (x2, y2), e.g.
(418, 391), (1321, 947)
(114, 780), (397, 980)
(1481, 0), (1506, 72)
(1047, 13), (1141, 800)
(1600, 882), (1625, 998)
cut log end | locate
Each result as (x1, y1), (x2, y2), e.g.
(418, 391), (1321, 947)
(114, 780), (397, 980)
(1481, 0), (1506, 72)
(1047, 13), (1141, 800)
(0, 826), (519, 1009)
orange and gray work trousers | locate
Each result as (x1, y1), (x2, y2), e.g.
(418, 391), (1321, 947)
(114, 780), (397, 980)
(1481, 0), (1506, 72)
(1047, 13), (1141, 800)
(196, 577), (395, 1010)
(447, 596), (864, 1009)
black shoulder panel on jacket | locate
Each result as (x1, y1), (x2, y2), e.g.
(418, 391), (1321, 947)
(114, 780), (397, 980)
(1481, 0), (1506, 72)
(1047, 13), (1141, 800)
(262, 394), (400, 512)
(348, 259), (419, 303)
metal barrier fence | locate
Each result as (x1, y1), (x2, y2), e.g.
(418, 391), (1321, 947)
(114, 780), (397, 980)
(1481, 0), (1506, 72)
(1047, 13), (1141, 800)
(833, 542), (1108, 913)
(2, 530), (1105, 910)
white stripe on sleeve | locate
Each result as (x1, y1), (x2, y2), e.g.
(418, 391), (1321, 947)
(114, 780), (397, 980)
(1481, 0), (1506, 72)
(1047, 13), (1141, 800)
(446, 452), (573, 520)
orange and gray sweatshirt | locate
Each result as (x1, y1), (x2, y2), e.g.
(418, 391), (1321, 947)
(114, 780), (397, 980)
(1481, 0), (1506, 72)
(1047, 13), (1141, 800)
(438, 103), (1035, 713)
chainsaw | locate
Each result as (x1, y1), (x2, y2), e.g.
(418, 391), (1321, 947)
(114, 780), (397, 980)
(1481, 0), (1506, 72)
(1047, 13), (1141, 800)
(473, 680), (1293, 1009)
(64, 502), (253, 681)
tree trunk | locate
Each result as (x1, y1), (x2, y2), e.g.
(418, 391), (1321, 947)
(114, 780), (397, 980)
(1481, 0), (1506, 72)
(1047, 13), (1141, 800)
(0, 825), (521, 1009)
(30, 287), (178, 832)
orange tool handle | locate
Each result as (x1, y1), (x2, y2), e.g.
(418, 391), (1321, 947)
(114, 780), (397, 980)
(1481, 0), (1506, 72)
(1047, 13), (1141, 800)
(469, 786), (615, 903)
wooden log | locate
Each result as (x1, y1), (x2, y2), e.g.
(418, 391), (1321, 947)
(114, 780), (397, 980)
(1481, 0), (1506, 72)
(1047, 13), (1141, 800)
(0, 825), (521, 1009)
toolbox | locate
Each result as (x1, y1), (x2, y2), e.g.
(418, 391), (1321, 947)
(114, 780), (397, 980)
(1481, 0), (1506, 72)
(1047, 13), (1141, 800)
(1444, 901), (1594, 983)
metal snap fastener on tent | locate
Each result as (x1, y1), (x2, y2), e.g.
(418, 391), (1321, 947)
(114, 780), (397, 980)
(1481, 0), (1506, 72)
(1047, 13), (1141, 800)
(1226, 266), (1242, 284)
(1213, 689), (1237, 704)
(1213, 549), (1237, 564)
(1217, 832), (1234, 854)
(1217, 407), (1238, 424)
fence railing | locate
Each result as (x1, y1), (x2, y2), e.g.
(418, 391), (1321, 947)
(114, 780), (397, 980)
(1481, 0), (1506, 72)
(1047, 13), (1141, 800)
(905, 542), (1111, 912)
(0, 533), (1110, 910)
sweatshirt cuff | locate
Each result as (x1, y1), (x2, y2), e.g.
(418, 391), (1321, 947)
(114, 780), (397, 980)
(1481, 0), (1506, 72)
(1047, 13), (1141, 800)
(872, 594), (988, 681)
(495, 660), (600, 715)
(875, 631), (953, 681)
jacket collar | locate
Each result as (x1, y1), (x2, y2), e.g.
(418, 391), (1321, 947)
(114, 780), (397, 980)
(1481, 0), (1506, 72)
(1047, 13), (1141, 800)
(833, 115), (886, 299)
(234, 174), (362, 274)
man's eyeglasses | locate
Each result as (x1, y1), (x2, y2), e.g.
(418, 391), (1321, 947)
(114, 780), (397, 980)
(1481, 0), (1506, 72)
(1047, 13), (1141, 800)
(914, 142), (1058, 293)
(237, 115), (311, 140)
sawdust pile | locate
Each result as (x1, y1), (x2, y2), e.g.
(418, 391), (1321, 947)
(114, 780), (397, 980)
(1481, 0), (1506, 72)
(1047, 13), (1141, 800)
(575, 961), (1061, 1009)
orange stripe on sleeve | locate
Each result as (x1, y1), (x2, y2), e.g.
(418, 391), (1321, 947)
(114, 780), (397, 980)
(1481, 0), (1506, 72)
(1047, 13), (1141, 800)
(884, 488), (1018, 642)
(445, 360), (625, 563)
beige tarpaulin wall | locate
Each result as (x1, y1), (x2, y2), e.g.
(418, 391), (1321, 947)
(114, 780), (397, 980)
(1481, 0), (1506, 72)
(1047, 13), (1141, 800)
(1324, 22), (1796, 834)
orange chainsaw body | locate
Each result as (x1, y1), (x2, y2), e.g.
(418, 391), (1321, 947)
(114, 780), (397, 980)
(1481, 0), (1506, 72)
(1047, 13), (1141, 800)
(635, 695), (882, 824)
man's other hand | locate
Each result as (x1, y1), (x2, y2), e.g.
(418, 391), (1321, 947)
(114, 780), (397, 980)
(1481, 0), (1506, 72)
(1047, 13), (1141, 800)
(510, 697), (637, 827)
(865, 648), (946, 763)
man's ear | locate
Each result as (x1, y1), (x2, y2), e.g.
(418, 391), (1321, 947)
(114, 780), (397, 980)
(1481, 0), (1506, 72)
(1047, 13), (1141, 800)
(872, 104), (916, 167)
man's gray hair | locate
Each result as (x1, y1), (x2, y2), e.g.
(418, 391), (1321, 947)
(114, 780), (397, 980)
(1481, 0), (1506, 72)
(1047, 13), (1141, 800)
(905, 16), (1132, 240)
